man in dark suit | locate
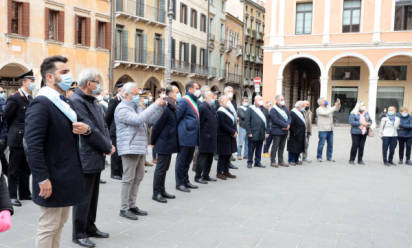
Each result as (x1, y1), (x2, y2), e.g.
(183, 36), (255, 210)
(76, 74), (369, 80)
(0, 87), (8, 176)
(287, 101), (307, 165)
(71, 69), (114, 248)
(245, 95), (269, 168)
(175, 81), (201, 193)
(216, 95), (238, 180)
(5, 70), (37, 207)
(195, 90), (218, 184)
(105, 82), (124, 180)
(25, 55), (89, 247)
(223, 86), (239, 169)
(151, 85), (180, 203)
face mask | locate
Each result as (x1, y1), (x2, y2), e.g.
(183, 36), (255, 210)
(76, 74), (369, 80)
(279, 100), (285, 106)
(388, 111), (395, 116)
(149, 97), (153, 102)
(324, 101), (329, 107)
(28, 82), (36, 92)
(242, 102), (249, 107)
(92, 84), (101, 95)
(401, 113), (408, 117)
(132, 95), (140, 104)
(143, 99), (149, 105)
(0, 93), (6, 99)
(194, 90), (201, 98)
(228, 92), (234, 99)
(97, 95), (103, 101)
(300, 107), (306, 112)
(360, 106), (366, 111)
(305, 106), (309, 111)
(176, 93), (182, 101)
(210, 99), (215, 105)
(57, 73), (73, 91)
(104, 95), (110, 101)
(258, 100), (264, 106)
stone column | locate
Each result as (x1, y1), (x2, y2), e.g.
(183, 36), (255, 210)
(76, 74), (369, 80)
(368, 76), (379, 128)
(276, 77), (283, 96)
(320, 76), (328, 98)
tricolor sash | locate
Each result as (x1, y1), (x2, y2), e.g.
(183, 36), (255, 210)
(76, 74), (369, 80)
(184, 95), (199, 119)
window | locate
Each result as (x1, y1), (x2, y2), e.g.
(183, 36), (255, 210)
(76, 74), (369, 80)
(45, 8), (64, 42)
(154, 34), (164, 65)
(116, 0), (123, 11)
(136, 0), (144, 17)
(376, 87), (405, 121)
(332, 87), (359, 123)
(180, 4), (187, 24)
(135, 30), (144, 62)
(155, 0), (165, 23)
(395, 0), (412, 30)
(75, 16), (90, 46)
(378, 66), (407, 80)
(332, 66), (361, 80)
(9, 1), (30, 36)
(115, 25), (128, 61)
(179, 42), (189, 62)
(200, 48), (207, 67)
(190, 9), (197, 28)
(220, 23), (224, 41)
(96, 21), (110, 49)
(169, 0), (176, 19)
(343, 0), (361, 33)
(222, 1), (226, 12)
(200, 14), (207, 32)
(295, 2), (312, 34)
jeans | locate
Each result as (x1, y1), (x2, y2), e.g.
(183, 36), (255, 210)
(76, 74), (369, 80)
(288, 152), (300, 163)
(270, 135), (287, 164)
(153, 154), (172, 195)
(237, 127), (248, 157)
(263, 134), (274, 153)
(398, 137), (412, 161)
(317, 131), (334, 160)
(248, 140), (264, 165)
(350, 134), (367, 162)
(382, 137), (398, 163)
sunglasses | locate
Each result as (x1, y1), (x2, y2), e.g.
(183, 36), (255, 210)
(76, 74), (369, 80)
(0, 91), (5, 93)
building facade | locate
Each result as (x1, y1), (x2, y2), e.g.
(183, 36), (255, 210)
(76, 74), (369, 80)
(263, 0), (412, 124)
(0, 0), (111, 93)
(113, 0), (167, 96)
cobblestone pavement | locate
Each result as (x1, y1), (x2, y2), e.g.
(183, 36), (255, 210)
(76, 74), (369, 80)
(2, 127), (412, 248)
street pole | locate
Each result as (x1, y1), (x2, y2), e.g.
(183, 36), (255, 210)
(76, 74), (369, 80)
(166, 0), (174, 87)
(109, 0), (115, 91)
(206, 0), (210, 85)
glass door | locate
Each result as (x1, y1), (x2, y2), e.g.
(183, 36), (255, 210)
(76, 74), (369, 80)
(331, 86), (358, 123)
(376, 87), (404, 123)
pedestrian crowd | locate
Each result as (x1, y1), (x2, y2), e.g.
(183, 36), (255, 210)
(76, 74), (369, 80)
(0, 56), (411, 248)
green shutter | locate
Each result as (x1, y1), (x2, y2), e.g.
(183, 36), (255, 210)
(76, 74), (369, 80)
(121, 30), (128, 61)
(159, 0), (165, 23)
(160, 38), (165, 66)
(142, 34), (147, 63)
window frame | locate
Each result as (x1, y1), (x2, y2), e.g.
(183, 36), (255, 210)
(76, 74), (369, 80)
(295, 2), (313, 35)
(394, 0), (412, 31)
(342, 0), (361, 33)
(332, 66), (361, 81)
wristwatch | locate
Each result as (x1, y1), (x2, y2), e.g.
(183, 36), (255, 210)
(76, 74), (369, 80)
(84, 126), (92, 136)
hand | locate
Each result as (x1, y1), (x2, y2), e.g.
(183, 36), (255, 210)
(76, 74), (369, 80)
(287, 125), (290, 130)
(0, 210), (11, 232)
(73, 122), (89, 134)
(109, 145), (116, 155)
(248, 134), (253, 138)
(39, 179), (52, 199)
(233, 132), (238, 138)
(265, 134), (269, 139)
(155, 98), (167, 106)
(335, 99), (341, 106)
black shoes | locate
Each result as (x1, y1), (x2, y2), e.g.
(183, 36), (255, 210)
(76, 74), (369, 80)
(406, 160), (412, 165)
(162, 191), (176, 199)
(176, 185), (190, 193)
(194, 178), (208, 184)
(153, 193), (167, 203)
(11, 199), (21, 207)
(87, 230), (109, 239)
(203, 177), (217, 182)
(349, 160), (355, 165)
(185, 182), (199, 189)
(129, 207), (148, 216)
(73, 238), (96, 248)
(229, 163), (238, 169)
(358, 161), (366, 165)
(327, 159), (336, 162)
(399, 160), (404, 165)
(247, 164), (252, 168)
(99, 179), (106, 184)
(20, 195), (32, 200)
(120, 210), (138, 220)
(111, 175), (122, 180)
(254, 164), (266, 168)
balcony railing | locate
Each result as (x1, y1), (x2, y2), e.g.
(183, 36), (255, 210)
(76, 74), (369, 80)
(208, 67), (217, 78)
(226, 73), (241, 84)
(245, 28), (250, 37)
(115, 47), (165, 67)
(252, 30), (257, 39)
(256, 55), (263, 64)
(257, 31), (263, 41)
(218, 69), (226, 79)
(244, 53), (250, 61)
(172, 59), (210, 76)
(116, 0), (166, 24)
(209, 34), (215, 41)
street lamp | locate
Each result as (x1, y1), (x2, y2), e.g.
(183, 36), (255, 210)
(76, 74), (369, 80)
(166, 0), (174, 87)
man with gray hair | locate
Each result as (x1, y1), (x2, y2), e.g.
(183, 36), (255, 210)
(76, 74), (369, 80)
(302, 100), (313, 162)
(71, 68), (115, 247)
(223, 86), (238, 169)
(115, 82), (166, 219)
(316, 97), (341, 162)
(287, 101), (307, 165)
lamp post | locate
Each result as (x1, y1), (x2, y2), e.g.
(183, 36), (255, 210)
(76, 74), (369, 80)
(166, 0), (174, 86)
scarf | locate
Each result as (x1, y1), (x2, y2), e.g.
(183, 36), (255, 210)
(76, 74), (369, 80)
(291, 108), (306, 126)
(250, 105), (267, 128)
(227, 101), (237, 122)
(273, 104), (288, 121)
(359, 113), (367, 135)
(184, 95), (199, 119)
(37, 86), (77, 122)
(218, 106), (235, 125)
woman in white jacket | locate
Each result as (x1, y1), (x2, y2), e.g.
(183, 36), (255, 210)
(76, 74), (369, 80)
(379, 106), (400, 166)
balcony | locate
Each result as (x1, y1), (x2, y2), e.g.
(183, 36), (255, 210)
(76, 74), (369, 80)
(251, 54), (256, 63)
(256, 55), (263, 64)
(208, 67), (217, 79)
(190, 64), (209, 78)
(225, 42), (232, 53)
(226, 73), (241, 84)
(257, 31), (264, 42)
(209, 34), (215, 41)
(236, 47), (243, 57)
(245, 28), (250, 37)
(252, 30), (257, 39)
(114, 47), (165, 70)
(244, 53), (250, 62)
(115, 0), (166, 26)
(218, 69), (226, 81)
(171, 60), (190, 75)
(171, 60), (210, 78)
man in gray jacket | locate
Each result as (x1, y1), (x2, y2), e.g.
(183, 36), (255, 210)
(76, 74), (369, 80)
(115, 82), (166, 220)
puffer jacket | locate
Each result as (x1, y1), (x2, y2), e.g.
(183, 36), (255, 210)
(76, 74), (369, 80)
(398, 114), (412, 138)
(115, 100), (164, 156)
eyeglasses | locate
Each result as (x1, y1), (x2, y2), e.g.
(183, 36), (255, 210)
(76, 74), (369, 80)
(90, 80), (100, 84)
(0, 91), (5, 93)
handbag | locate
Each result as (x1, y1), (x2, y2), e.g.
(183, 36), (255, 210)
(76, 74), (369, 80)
(368, 128), (374, 137)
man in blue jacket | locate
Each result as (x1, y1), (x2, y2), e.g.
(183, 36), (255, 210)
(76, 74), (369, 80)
(269, 95), (291, 167)
(175, 81), (201, 193)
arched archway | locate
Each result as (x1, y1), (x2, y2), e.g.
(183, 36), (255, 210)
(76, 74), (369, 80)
(0, 63), (30, 93)
(326, 52), (374, 77)
(281, 58), (321, 111)
(171, 81), (184, 94)
(144, 77), (161, 98)
(115, 74), (133, 87)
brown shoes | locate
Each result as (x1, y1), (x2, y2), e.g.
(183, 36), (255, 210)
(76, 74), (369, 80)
(271, 163), (279, 168)
(224, 172), (236, 179)
(216, 173), (227, 180)
(279, 163), (289, 167)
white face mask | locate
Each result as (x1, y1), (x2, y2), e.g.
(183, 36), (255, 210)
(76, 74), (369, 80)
(279, 100), (285, 106)
(227, 92), (233, 99)
(194, 90), (201, 97)
(360, 106), (366, 111)
(258, 100), (264, 106)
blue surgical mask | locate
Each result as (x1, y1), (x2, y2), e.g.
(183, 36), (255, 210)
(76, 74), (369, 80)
(143, 99), (149, 105)
(92, 84), (101, 95)
(300, 107), (306, 112)
(57, 73), (73, 91)
(242, 102), (249, 107)
(324, 101), (329, 107)
(0, 93), (6, 99)
(132, 95), (140, 104)
(210, 99), (215, 105)
(176, 93), (182, 102)
(401, 113), (408, 117)
(28, 82), (36, 92)
(388, 111), (395, 116)
(104, 95), (110, 101)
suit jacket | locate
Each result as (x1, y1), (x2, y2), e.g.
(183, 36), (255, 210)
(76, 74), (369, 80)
(5, 90), (31, 148)
(269, 104), (291, 136)
(216, 109), (237, 155)
(105, 95), (121, 140)
(151, 97), (179, 155)
(71, 89), (112, 174)
(287, 111), (306, 154)
(237, 106), (248, 129)
(24, 96), (85, 207)
(176, 93), (200, 147)
(199, 102), (218, 154)
(245, 106), (269, 141)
